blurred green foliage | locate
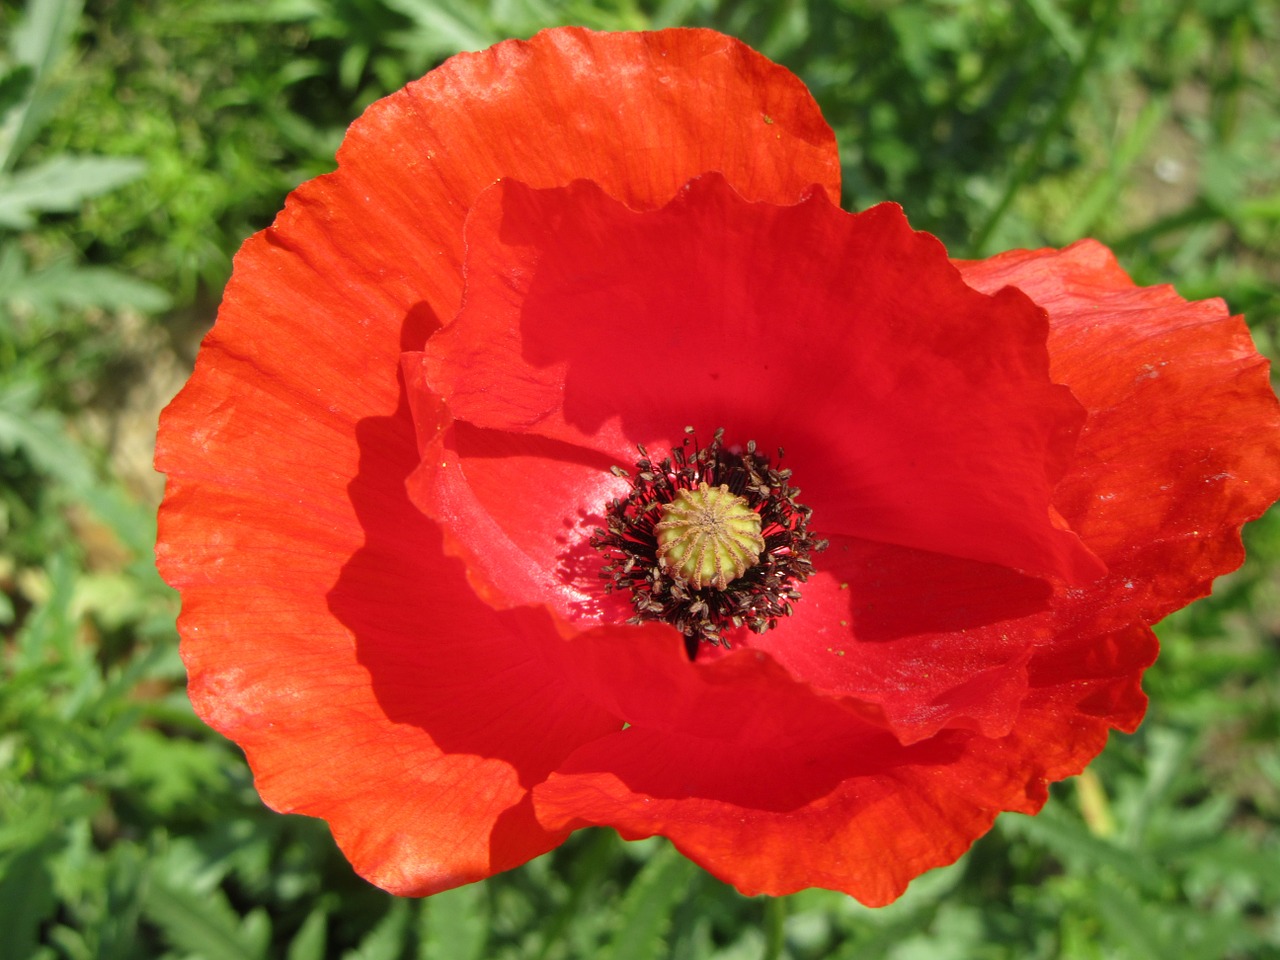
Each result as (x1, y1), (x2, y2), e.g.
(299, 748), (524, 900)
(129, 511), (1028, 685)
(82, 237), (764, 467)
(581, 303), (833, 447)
(2, 0), (1278, 956)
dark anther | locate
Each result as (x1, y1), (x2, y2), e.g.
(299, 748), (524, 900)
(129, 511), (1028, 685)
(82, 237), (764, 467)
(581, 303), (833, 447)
(590, 428), (826, 660)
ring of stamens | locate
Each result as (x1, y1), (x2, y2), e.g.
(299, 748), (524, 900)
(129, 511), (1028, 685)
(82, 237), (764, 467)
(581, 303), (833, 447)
(590, 427), (826, 658)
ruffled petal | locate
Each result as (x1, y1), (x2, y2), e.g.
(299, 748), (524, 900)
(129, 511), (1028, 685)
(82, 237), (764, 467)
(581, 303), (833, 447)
(958, 241), (1280, 622)
(533, 617), (1150, 904)
(534, 726), (1019, 905)
(158, 27), (839, 889)
(278, 26), (839, 353)
(161, 422), (620, 894)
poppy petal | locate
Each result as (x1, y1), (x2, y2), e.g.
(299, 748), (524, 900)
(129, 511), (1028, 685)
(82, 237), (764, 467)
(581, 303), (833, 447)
(160, 401), (624, 895)
(157, 27), (838, 890)
(958, 241), (1280, 620)
(533, 617), (1146, 904)
(534, 725), (1019, 906)
(273, 27), (841, 351)
(746, 535), (1050, 743)
(400, 399), (635, 624)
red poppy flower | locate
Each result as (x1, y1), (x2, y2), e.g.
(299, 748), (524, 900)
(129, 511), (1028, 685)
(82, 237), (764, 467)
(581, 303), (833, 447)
(155, 27), (1280, 905)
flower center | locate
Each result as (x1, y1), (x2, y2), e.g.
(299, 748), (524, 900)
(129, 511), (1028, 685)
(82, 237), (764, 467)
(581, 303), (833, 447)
(591, 428), (826, 658)
(655, 482), (764, 589)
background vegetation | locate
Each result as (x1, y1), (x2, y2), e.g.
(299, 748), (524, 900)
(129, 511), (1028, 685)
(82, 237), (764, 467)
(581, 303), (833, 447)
(2, 0), (1278, 956)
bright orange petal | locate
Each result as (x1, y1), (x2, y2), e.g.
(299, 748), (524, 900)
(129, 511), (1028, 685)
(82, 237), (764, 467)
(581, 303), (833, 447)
(157, 27), (838, 890)
(959, 240), (1280, 624)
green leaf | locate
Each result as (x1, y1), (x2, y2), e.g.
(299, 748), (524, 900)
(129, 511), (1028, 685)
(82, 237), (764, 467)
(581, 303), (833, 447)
(1001, 803), (1154, 887)
(417, 883), (487, 960)
(8, 0), (83, 83)
(884, 903), (984, 960)
(0, 66), (33, 118)
(11, 548), (80, 666)
(2, 256), (172, 313)
(143, 877), (270, 960)
(0, 0), (84, 169)
(0, 389), (94, 490)
(118, 727), (228, 818)
(343, 898), (410, 960)
(286, 907), (330, 960)
(1022, 0), (1084, 61)
(1089, 878), (1253, 960)
(0, 840), (59, 960)
(194, 0), (322, 22)
(605, 841), (696, 960)
(0, 385), (166, 565)
(381, 0), (499, 53)
(0, 154), (146, 228)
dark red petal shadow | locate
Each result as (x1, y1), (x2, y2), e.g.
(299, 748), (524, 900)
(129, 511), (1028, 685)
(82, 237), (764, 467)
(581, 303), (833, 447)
(163, 385), (621, 895)
(157, 28), (842, 891)
(398, 400), (1061, 745)
(419, 176), (1102, 601)
(745, 535), (1050, 743)
(407, 421), (637, 626)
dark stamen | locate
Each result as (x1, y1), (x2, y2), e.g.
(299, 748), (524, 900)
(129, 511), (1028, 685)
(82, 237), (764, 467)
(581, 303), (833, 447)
(590, 428), (827, 659)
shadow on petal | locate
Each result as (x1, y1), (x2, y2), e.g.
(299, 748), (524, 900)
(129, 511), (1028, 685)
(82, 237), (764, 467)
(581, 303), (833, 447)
(328, 393), (616, 778)
(323, 306), (621, 892)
